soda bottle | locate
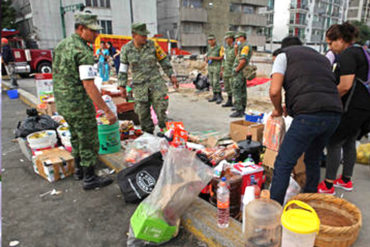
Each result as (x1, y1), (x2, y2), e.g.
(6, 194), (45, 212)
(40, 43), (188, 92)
(250, 176), (261, 198)
(217, 177), (230, 228)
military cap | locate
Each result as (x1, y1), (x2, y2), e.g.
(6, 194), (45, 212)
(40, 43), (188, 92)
(224, 31), (235, 39)
(207, 34), (216, 40)
(235, 31), (247, 38)
(74, 13), (102, 31)
(131, 23), (150, 35)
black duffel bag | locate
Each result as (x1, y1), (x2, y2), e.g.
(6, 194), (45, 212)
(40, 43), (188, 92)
(117, 151), (163, 203)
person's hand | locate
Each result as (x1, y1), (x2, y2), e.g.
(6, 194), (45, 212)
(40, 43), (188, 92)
(105, 110), (117, 125)
(171, 75), (179, 89)
(204, 56), (208, 63)
(271, 108), (283, 117)
(119, 86), (127, 98)
(220, 70), (223, 79)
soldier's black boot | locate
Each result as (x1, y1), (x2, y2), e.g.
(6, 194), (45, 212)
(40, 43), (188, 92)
(74, 157), (83, 180)
(83, 165), (113, 190)
(222, 95), (233, 107)
(208, 93), (217, 102)
(229, 110), (244, 118)
(231, 106), (236, 111)
(216, 93), (223, 104)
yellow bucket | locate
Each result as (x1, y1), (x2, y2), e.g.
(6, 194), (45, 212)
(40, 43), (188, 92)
(281, 200), (320, 247)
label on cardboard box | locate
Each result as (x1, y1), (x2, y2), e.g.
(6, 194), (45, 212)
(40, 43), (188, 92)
(230, 120), (264, 143)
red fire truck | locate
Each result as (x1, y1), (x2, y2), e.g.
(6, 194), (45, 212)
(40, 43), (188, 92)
(2, 30), (53, 77)
(94, 34), (191, 56)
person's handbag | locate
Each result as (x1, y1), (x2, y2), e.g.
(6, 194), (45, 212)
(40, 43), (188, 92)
(117, 152), (164, 203)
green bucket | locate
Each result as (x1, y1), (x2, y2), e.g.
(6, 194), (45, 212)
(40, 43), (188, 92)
(98, 122), (121, 154)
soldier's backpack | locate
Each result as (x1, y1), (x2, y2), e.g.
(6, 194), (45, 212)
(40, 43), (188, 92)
(117, 152), (163, 203)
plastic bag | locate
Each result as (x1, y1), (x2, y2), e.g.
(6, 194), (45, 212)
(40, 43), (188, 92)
(263, 116), (286, 151)
(357, 143), (370, 164)
(283, 176), (301, 205)
(15, 108), (60, 138)
(123, 133), (169, 166)
(127, 147), (213, 246)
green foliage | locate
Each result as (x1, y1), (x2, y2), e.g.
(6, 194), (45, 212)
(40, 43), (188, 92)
(351, 21), (370, 44)
(2, 0), (17, 29)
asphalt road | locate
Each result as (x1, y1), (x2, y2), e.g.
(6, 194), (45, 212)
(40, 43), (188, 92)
(1, 89), (205, 247)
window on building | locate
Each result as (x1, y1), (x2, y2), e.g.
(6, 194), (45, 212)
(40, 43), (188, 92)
(229, 25), (238, 31)
(241, 26), (253, 34)
(182, 0), (202, 8)
(267, 0), (274, 10)
(99, 20), (112, 34)
(87, 0), (110, 8)
(182, 23), (203, 33)
(230, 3), (242, 12)
(243, 5), (254, 14)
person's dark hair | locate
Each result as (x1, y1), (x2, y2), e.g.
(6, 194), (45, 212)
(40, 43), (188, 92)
(107, 41), (115, 56)
(281, 36), (302, 48)
(100, 41), (105, 44)
(272, 48), (282, 57)
(326, 22), (359, 43)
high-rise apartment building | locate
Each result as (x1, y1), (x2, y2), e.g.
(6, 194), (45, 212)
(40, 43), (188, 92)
(347, 0), (370, 25)
(261, 0), (348, 50)
(157, 0), (268, 54)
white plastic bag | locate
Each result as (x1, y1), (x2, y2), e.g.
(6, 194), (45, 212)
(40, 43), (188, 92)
(283, 176), (301, 205)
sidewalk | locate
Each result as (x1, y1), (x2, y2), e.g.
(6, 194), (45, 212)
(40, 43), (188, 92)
(2, 78), (370, 247)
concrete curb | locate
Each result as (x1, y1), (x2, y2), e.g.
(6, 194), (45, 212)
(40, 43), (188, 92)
(3, 80), (244, 247)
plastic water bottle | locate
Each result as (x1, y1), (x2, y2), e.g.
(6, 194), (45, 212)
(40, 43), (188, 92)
(217, 177), (230, 228)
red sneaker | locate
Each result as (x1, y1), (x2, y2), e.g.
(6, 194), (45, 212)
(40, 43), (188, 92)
(334, 177), (353, 191)
(317, 181), (335, 195)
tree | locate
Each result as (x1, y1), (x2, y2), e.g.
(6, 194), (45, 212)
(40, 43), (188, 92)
(1, 0), (17, 29)
(351, 21), (370, 44)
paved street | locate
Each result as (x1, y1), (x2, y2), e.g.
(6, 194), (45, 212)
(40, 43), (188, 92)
(2, 78), (370, 246)
(1, 81), (204, 247)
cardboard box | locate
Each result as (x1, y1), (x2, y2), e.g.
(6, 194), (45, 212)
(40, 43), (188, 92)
(33, 147), (75, 182)
(263, 148), (306, 174)
(230, 120), (264, 143)
(37, 100), (56, 116)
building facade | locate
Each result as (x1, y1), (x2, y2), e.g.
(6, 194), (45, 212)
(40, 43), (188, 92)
(260, 0), (348, 51)
(158, 0), (268, 54)
(347, 0), (370, 25)
(12, 0), (157, 49)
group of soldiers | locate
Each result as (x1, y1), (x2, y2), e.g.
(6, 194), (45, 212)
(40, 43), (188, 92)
(53, 13), (177, 190)
(205, 31), (253, 118)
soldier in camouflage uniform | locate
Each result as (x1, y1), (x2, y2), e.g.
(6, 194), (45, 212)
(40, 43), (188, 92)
(117, 23), (178, 134)
(230, 31), (253, 118)
(206, 34), (224, 104)
(53, 13), (115, 190)
(221, 31), (236, 107)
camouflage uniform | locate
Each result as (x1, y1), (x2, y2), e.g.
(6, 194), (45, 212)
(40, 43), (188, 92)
(222, 43), (236, 97)
(53, 33), (99, 167)
(118, 27), (174, 133)
(232, 37), (252, 112)
(206, 43), (223, 93)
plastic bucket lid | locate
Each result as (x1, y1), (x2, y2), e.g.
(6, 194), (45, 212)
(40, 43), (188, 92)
(281, 200), (320, 234)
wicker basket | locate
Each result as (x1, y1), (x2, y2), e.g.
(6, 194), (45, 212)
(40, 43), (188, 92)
(289, 193), (362, 247)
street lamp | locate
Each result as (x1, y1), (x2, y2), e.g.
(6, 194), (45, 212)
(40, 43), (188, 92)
(60, 0), (85, 38)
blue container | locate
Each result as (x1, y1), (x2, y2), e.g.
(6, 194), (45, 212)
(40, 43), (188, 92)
(245, 113), (264, 123)
(7, 89), (19, 99)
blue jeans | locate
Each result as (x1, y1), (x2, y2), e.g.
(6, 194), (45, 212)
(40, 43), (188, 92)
(270, 112), (341, 205)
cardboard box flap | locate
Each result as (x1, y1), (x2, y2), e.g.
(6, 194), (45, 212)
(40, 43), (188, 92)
(230, 120), (264, 143)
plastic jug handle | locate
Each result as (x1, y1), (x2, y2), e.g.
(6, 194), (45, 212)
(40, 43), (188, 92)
(284, 200), (319, 220)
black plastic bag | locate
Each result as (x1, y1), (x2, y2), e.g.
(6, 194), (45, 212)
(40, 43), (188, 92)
(117, 152), (163, 203)
(15, 108), (60, 138)
(193, 73), (210, 91)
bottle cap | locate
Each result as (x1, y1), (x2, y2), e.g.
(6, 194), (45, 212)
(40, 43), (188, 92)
(221, 177), (226, 182)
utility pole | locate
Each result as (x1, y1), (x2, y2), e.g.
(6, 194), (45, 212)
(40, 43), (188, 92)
(60, 0), (85, 38)
(129, 0), (134, 24)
